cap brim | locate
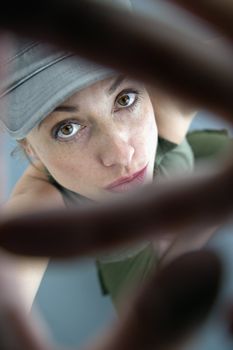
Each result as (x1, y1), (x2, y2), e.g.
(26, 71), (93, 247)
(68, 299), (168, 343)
(1, 55), (115, 139)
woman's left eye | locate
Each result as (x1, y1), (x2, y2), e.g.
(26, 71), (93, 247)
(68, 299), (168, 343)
(116, 92), (137, 109)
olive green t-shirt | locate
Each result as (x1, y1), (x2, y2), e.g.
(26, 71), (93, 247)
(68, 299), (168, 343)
(96, 136), (194, 309)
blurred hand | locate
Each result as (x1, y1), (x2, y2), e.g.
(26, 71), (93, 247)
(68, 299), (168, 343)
(0, 244), (221, 350)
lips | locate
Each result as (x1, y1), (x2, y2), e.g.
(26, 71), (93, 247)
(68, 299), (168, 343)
(105, 165), (148, 193)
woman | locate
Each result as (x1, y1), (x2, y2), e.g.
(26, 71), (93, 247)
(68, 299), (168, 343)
(0, 35), (229, 313)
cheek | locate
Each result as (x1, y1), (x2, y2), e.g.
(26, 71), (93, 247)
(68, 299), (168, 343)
(35, 143), (102, 196)
(49, 153), (84, 180)
(131, 104), (158, 157)
(31, 141), (86, 184)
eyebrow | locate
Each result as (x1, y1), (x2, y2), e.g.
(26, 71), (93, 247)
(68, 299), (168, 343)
(37, 105), (79, 130)
(107, 75), (126, 95)
(37, 76), (126, 131)
(53, 76), (126, 112)
(53, 75), (126, 113)
(53, 105), (79, 113)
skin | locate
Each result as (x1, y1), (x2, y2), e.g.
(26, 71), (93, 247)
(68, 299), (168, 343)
(148, 85), (197, 144)
(25, 76), (158, 201)
(5, 76), (197, 219)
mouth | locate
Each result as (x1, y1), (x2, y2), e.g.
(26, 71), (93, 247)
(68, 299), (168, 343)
(105, 165), (148, 193)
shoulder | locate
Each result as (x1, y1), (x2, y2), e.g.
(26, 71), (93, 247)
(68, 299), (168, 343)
(3, 161), (65, 217)
(11, 161), (59, 196)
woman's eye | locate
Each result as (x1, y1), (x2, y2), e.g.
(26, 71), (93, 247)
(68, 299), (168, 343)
(116, 92), (136, 108)
(56, 122), (81, 140)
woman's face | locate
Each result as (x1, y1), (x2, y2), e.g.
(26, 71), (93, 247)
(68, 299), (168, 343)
(26, 76), (158, 201)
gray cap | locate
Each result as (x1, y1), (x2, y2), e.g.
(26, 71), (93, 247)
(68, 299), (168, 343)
(0, 37), (116, 140)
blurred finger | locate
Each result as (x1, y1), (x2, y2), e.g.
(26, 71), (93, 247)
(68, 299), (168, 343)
(87, 250), (221, 350)
(0, 251), (53, 350)
(169, 0), (233, 42)
(0, 162), (232, 258)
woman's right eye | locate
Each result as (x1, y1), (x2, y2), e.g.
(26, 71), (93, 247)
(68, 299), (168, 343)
(54, 122), (82, 141)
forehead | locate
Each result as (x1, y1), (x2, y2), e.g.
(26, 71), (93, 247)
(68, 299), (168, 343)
(32, 75), (144, 135)
(63, 75), (126, 103)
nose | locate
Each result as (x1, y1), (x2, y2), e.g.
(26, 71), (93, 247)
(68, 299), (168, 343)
(98, 129), (135, 168)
